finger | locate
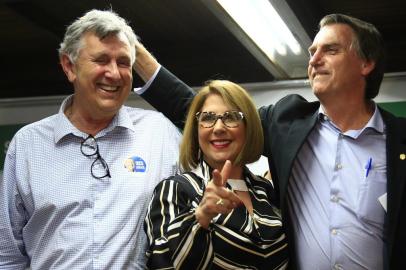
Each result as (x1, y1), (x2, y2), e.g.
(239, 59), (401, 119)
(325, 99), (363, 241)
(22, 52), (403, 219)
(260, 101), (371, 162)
(195, 205), (214, 229)
(212, 169), (224, 187)
(223, 190), (243, 207)
(213, 191), (242, 209)
(217, 198), (243, 215)
(220, 160), (232, 186)
(214, 198), (235, 213)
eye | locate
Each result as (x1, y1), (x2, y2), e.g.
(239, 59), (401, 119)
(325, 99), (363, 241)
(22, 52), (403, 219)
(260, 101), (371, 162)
(324, 45), (339, 55)
(326, 48), (338, 54)
(200, 112), (216, 122)
(117, 58), (131, 68)
(223, 112), (235, 122)
(225, 111), (243, 122)
(93, 55), (109, 65)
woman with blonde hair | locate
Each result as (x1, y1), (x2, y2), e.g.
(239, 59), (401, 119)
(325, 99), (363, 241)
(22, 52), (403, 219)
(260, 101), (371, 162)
(144, 80), (288, 269)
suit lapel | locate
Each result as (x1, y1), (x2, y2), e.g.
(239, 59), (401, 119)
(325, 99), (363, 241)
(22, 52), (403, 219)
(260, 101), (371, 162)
(279, 110), (319, 207)
(382, 109), (406, 260)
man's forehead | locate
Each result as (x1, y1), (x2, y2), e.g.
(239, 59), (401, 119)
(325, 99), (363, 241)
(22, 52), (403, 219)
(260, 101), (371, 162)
(81, 32), (133, 55)
(88, 31), (131, 47)
(310, 24), (353, 48)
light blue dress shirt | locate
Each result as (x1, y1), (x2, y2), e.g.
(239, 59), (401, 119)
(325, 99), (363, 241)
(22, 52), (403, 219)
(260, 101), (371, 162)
(288, 104), (386, 270)
(0, 96), (181, 269)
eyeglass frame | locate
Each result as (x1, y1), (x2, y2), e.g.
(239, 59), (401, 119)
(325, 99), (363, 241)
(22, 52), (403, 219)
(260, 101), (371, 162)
(80, 135), (111, 179)
(195, 110), (244, 128)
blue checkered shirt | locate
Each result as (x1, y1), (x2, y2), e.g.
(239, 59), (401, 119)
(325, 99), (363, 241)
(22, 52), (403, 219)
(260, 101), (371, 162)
(0, 96), (181, 269)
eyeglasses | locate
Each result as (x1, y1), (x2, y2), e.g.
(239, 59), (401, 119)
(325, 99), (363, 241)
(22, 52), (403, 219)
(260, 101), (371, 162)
(195, 111), (244, 128)
(80, 135), (111, 179)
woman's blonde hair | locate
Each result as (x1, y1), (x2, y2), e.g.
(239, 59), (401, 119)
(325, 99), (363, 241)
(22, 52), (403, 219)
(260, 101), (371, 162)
(180, 80), (264, 171)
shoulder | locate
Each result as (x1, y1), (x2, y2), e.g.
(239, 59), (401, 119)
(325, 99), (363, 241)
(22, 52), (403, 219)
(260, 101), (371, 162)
(273, 94), (320, 117)
(11, 114), (58, 143)
(5, 114), (59, 159)
(259, 94), (319, 121)
(378, 106), (406, 138)
(164, 172), (203, 189)
(124, 106), (164, 120)
(156, 172), (204, 199)
(124, 106), (180, 133)
(245, 168), (280, 206)
(246, 169), (274, 188)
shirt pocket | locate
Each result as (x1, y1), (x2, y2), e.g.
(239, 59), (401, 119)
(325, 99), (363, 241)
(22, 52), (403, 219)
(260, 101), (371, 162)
(357, 169), (386, 226)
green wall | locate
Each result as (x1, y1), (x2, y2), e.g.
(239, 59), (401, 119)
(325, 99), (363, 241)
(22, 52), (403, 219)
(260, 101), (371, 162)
(378, 101), (406, 117)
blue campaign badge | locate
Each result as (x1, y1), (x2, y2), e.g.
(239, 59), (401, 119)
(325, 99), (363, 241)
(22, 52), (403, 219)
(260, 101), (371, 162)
(124, 156), (147, 172)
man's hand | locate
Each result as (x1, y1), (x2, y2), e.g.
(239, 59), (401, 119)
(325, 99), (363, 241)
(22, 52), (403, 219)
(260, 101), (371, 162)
(133, 41), (160, 82)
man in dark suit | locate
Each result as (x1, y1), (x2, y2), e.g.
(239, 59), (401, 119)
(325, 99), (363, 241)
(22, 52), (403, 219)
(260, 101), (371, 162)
(134, 14), (406, 270)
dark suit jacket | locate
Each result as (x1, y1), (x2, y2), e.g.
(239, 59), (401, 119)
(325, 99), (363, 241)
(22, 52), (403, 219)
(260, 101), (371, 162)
(142, 66), (406, 270)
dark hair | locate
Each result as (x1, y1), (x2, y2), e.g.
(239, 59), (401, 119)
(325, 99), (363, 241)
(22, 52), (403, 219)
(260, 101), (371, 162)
(320, 14), (386, 99)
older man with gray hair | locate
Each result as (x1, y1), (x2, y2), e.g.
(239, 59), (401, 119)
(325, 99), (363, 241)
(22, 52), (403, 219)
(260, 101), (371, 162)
(0, 9), (181, 269)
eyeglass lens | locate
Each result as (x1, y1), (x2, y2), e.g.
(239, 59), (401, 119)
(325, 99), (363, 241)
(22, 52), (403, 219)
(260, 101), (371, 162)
(198, 111), (243, 128)
(91, 157), (110, 179)
(81, 135), (111, 179)
(81, 136), (98, 156)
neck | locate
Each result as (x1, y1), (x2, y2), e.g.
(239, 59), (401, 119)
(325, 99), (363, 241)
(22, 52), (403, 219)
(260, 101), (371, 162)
(64, 102), (114, 136)
(321, 99), (374, 132)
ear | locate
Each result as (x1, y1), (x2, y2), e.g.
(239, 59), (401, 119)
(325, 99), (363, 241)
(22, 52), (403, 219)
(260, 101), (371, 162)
(60, 54), (77, 83)
(361, 60), (375, 76)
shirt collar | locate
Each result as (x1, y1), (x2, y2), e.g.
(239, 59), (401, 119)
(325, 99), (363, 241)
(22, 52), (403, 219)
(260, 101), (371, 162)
(190, 159), (212, 185)
(53, 95), (136, 143)
(318, 102), (385, 137)
(365, 103), (385, 133)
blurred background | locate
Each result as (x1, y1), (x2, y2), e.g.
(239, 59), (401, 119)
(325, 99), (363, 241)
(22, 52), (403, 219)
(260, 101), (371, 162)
(1, 0), (406, 98)
(1, 0), (406, 174)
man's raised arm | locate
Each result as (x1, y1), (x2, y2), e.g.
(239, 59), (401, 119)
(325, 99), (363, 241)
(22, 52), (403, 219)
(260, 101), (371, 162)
(134, 42), (195, 129)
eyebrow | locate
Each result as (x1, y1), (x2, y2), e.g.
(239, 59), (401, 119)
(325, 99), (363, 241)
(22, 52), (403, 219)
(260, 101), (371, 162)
(308, 43), (341, 53)
(90, 52), (132, 62)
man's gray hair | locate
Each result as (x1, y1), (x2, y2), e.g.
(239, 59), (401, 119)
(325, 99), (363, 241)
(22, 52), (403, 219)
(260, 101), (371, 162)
(58, 9), (137, 64)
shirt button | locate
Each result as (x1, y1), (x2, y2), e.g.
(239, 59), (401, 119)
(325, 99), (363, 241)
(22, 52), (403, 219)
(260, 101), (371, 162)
(336, 163), (343, 170)
(334, 264), (343, 270)
(331, 229), (338, 235)
(331, 195), (339, 203)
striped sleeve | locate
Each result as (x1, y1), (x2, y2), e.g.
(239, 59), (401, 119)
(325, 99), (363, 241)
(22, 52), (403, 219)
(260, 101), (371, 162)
(144, 175), (215, 269)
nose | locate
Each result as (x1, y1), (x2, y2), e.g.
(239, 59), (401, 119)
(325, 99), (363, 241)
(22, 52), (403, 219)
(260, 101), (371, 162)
(105, 61), (120, 80)
(212, 118), (226, 133)
(309, 50), (322, 67)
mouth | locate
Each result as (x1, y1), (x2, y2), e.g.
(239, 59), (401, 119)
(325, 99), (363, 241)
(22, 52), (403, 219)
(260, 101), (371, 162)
(312, 70), (329, 79)
(211, 140), (231, 149)
(98, 83), (119, 92)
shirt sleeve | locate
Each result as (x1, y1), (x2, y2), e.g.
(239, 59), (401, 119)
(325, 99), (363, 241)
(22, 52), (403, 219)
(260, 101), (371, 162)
(140, 66), (196, 130)
(0, 138), (29, 269)
(133, 65), (162, 95)
(144, 176), (214, 270)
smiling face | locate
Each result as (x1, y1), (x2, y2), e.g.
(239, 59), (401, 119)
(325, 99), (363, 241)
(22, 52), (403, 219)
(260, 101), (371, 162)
(61, 31), (133, 120)
(307, 24), (373, 102)
(198, 94), (246, 171)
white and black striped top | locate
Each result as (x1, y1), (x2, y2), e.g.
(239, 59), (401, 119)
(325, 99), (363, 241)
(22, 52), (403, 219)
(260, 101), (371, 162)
(144, 161), (288, 269)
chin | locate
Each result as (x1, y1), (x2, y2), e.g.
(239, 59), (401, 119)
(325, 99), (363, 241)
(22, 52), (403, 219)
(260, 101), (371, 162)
(206, 158), (226, 168)
(312, 86), (325, 96)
